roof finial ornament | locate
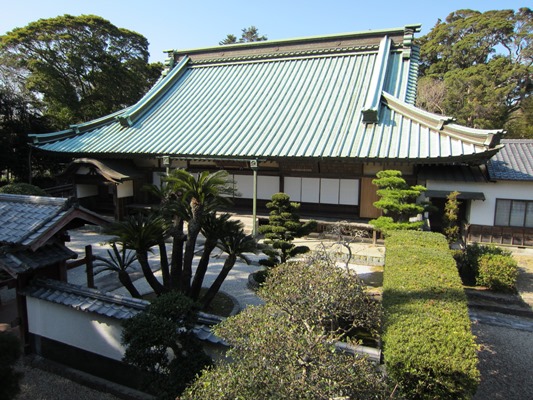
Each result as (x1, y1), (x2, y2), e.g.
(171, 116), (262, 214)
(162, 50), (176, 76)
(402, 24), (421, 59)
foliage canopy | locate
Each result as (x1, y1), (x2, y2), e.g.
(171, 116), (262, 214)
(258, 192), (316, 267)
(219, 26), (268, 45)
(370, 170), (430, 233)
(0, 14), (162, 128)
(417, 8), (533, 137)
(182, 260), (387, 399)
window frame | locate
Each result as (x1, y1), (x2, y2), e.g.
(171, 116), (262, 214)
(494, 198), (533, 228)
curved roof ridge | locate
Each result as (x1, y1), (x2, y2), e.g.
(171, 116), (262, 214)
(381, 91), (504, 147)
(116, 56), (190, 127)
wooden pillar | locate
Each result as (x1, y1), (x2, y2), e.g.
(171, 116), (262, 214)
(86, 245), (95, 288)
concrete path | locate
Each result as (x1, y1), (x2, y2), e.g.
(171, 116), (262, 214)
(65, 223), (385, 311)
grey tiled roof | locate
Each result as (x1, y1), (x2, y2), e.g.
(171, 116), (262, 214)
(26, 279), (228, 345)
(0, 243), (76, 277)
(0, 194), (68, 245)
(488, 139), (533, 181)
(26, 279), (149, 320)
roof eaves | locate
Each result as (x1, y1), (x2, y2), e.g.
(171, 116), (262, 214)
(382, 91), (455, 130)
(444, 123), (505, 148)
(27, 206), (109, 251)
(29, 108), (130, 146)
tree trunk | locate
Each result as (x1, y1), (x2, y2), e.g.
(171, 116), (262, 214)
(170, 218), (184, 290)
(201, 254), (236, 310)
(158, 239), (170, 289)
(189, 240), (217, 301)
(118, 271), (142, 298)
(136, 251), (165, 295)
(181, 211), (202, 295)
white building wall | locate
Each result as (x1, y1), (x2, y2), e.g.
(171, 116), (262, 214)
(116, 180), (134, 199)
(426, 180), (533, 226)
(26, 297), (125, 361)
(76, 184), (98, 198)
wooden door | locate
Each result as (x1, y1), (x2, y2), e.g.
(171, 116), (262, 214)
(359, 177), (381, 219)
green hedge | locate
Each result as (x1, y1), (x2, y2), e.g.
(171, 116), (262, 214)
(383, 231), (479, 399)
(477, 253), (518, 293)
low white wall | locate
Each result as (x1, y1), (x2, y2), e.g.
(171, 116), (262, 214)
(26, 297), (125, 361)
(426, 180), (533, 226)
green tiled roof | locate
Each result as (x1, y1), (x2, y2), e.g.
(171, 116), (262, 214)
(30, 25), (503, 163)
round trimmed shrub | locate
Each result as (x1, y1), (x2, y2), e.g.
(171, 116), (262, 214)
(0, 183), (48, 196)
(477, 254), (518, 293)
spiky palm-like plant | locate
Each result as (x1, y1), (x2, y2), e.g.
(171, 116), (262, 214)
(94, 242), (141, 298)
(189, 213), (232, 301)
(164, 169), (233, 294)
(105, 213), (167, 295)
(201, 219), (258, 309)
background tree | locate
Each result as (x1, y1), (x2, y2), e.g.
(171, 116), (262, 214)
(0, 14), (162, 129)
(258, 192), (316, 268)
(182, 260), (387, 399)
(0, 84), (51, 182)
(417, 8), (533, 137)
(370, 170), (431, 233)
(0, 182), (48, 195)
(219, 26), (267, 45)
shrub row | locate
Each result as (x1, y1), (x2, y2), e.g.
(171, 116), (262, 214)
(382, 231), (480, 399)
(455, 243), (518, 292)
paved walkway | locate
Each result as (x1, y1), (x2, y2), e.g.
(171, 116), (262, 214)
(64, 221), (385, 311)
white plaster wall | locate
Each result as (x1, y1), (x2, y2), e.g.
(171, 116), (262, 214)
(320, 178), (340, 204)
(426, 180), (533, 225)
(283, 177), (359, 205)
(76, 184), (98, 198)
(117, 180), (134, 198)
(233, 175), (253, 198)
(284, 177), (302, 201)
(233, 175), (280, 200)
(339, 179), (359, 206)
(26, 297), (126, 361)
(302, 178), (320, 203)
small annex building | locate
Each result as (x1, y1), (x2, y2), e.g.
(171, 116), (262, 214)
(29, 25), (504, 224)
(0, 193), (108, 345)
(423, 139), (533, 246)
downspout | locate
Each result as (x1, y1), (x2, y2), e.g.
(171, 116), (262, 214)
(250, 160), (259, 237)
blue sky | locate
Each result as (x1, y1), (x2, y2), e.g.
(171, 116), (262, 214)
(0, 1), (529, 63)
